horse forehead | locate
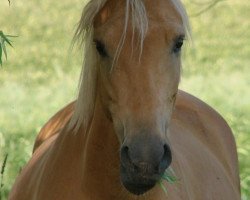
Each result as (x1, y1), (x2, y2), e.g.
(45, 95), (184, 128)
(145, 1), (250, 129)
(144, 0), (182, 20)
(95, 0), (182, 27)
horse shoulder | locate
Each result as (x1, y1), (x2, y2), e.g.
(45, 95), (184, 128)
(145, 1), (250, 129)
(9, 134), (58, 200)
(174, 90), (240, 189)
(33, 101), (75, 152)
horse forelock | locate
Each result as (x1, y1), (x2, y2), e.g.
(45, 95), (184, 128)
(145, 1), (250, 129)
(68, 0), (191, 133)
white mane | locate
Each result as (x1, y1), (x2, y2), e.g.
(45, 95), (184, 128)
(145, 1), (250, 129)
(68, 0), (191, 133)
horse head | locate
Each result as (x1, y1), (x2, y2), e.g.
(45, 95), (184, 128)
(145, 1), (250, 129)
(71, 0), (190, 195)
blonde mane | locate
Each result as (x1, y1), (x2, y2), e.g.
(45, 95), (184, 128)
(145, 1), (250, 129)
(68, 0), (191, 133)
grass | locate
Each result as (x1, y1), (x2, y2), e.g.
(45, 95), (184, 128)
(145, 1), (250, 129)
(159, 167), (178, 195)
(0, 0), (249, 199)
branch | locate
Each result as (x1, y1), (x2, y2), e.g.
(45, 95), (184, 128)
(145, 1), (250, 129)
(191, 0), (226, 17)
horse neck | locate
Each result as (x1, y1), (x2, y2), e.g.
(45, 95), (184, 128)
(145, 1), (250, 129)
(77, 95), (124, 198)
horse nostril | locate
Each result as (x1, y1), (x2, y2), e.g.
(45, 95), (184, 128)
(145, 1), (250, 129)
(163, 144), (172, 164)
(123, 146), (129, 154)
(121, 145), (131, 167)
(164, 144), (172, 159)
(159, 144), (172, 172)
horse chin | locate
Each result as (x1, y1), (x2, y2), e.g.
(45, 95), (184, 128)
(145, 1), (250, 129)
(122, 181), (156, 195)
(120, 166), (158, 195)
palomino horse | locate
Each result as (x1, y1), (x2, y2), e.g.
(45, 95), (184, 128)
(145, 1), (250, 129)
(9, 0), (241, 199)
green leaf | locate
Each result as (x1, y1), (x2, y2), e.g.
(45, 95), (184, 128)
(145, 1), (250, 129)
(158, 168), (179, 196)
(0, 43), (2, 66)
(162, 173), (178, 184)
(1, 39), (8, 60)
(5, 35), (18, 38)
(1, 34), (13, 47)
(159, 181), (168, 194)
(1, 154), (8, 175)
(0, 31), (17, 66)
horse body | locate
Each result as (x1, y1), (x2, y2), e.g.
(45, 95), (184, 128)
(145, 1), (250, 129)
(9, 0), (240, 199)
(9, 91), (240, 200)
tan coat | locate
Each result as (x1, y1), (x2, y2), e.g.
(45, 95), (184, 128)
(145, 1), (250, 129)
(9, 91), (241, 200)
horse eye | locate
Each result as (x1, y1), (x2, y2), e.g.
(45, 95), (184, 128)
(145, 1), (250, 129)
(94, 40), (108, 57)
(173, 36), (184, 54)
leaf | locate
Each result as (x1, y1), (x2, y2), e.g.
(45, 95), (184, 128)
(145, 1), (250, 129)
(159, 181), (168, 194)
(5, 35), (18, 38)
(0, 31), (17, 66)
(1, 33), (13, 47)
(0, 43), (2, 66)
(162, 173), (178, 184)
(1, 39), (7, 60)
(0, 154), (8, 176)
(158, 168), (179, 195)
(0, 154), (8, 191)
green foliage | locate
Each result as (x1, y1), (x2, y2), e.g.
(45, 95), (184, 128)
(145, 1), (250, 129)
(0, 155), (8, 200)
(0, 0), (249, 199)
(0, 31), (16, 66)
(159, 167), (178, 195)
(0, 1), (16, 66)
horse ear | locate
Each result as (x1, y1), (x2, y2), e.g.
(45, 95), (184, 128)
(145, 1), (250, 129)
(94, 4), (110, 27)
(94, 0), (118, 27)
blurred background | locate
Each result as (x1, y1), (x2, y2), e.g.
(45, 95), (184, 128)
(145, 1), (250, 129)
(0, 0), (249, 199)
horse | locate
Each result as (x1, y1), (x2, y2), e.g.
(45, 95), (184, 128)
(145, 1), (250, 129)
(9, 0), (241, 199)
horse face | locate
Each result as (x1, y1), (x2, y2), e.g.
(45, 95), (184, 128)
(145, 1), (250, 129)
(94, 0), (185, 195)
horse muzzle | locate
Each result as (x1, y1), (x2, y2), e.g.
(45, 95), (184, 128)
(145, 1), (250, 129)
(120, 134), (172, 195)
